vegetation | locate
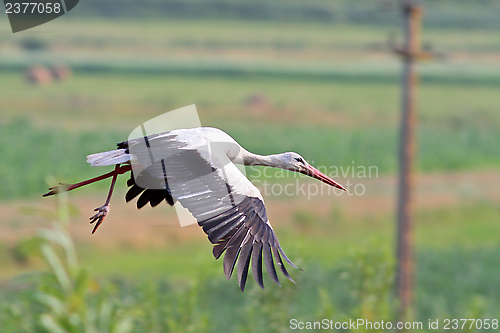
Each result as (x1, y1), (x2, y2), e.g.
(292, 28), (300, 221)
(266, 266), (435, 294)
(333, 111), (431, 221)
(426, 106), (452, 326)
(2, 199), (500, 332)
(66, 0), (500, 30)
(1, 8), (499, 332)
(1, 116), (499, 200)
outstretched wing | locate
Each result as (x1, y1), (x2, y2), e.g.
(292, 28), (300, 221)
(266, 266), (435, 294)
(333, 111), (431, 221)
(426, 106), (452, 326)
(167, 149), (297, 291)
(121, 131), (298, 290)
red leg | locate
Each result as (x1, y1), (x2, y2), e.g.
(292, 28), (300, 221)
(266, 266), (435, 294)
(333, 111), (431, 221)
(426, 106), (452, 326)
(89, 165), (121, 234)
(43, 164), (131, 234)
(43, 164), (131, 197)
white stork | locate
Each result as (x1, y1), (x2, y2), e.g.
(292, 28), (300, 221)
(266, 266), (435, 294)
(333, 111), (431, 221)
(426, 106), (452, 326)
(44, 127), (346, 291)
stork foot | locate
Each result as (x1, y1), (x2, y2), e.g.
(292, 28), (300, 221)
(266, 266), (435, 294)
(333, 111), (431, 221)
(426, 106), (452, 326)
(43, 183), (70, 197)
(89, 205), (110, 234)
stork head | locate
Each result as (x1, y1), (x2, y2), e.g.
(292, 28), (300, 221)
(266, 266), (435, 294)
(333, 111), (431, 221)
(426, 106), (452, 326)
(281, 152), (346, 191)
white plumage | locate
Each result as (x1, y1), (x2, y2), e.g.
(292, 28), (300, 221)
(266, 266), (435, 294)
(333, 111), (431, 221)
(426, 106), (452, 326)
(87, 149), (130, 167)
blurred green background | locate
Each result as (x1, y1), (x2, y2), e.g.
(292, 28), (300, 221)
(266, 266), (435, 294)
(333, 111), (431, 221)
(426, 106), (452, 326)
(1, 0), (499, 331)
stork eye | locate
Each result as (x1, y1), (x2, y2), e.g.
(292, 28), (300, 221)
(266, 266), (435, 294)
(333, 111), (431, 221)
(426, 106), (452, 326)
(295, 157), (304, 163)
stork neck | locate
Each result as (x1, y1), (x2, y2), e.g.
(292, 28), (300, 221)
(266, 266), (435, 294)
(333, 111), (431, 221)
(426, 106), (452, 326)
(242, 151), (283, 168)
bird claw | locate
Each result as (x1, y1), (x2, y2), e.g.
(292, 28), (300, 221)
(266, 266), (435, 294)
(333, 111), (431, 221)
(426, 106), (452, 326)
(89, 205), (110, 234)
(43, 189), (57, 197)
(43, 183), (70, 197)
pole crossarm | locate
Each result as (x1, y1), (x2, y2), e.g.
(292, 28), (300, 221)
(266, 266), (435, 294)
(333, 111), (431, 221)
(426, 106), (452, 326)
(393, 48), (434, 60)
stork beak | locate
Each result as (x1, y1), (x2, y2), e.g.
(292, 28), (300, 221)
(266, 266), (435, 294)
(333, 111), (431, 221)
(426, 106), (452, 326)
(302, 164), (346, 191)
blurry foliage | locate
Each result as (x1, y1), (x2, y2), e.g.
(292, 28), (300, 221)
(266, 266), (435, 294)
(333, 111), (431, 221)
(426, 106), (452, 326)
(8, 192), (133, 333)
(2, 204), (500, 332)
(72, 0), (500, 30)
(128, 278), (210, 332)
(0, 1), (498, 329)
(330, 205), (345, 224)
(343, 244), (394, 323)
(417, 246), (500, 321)
(292, 209), (321, 232)
(241, 281), (298, 333)
(312, 243), (394, 332)
(19, 38), (49, 52)
(0, 119), (124, 200)
(2, 119), (500, 200)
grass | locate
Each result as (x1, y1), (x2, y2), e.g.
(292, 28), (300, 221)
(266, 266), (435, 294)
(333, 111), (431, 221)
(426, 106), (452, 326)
(2, 69), (500, 129)
(1, 15), (499, 331)
(0, 119), (125, 199)
(4, 17), (500, 55)
(1, 168), (499, 332)
(417, 246), (500, 322)
(4, 199), (498, 280)
(48, 0), (500, 31)
(1, 54), (499, 203)
(1, 118), (499, 200)
(4, 241), (500, 332)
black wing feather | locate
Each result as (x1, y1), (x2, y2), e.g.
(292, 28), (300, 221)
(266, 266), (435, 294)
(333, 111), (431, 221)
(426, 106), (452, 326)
(137, 189), (155, 209)
(125, 184), (143, 203)
(251, 242), (264, 289)
(263, 242), (280, 286)
(200, 197), (297, 289)
(237, 236), (254, 291)
(272, 245), (295, 283)
(222, 226), (248, 279)
(124, 174), (175, 208)
(149, 190), (167, 207)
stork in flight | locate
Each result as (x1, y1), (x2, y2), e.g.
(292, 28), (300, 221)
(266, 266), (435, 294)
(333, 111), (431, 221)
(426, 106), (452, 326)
(44, 127), (346, 291)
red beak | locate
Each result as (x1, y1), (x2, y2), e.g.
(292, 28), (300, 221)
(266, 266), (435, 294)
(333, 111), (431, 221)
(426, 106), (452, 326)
(302, 165), (346, 191)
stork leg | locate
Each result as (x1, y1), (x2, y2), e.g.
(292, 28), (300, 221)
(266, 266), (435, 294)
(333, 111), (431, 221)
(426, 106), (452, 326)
(43, 164), (131, 234)
(89, 165), (122, 234)
(43, 164), (131, 197)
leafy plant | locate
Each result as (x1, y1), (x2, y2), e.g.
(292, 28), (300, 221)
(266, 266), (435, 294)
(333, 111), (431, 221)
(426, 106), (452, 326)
(344, 242), (394, 322)
(26, 190), (133, 333)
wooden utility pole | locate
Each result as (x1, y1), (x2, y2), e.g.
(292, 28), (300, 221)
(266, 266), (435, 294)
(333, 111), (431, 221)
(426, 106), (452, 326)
(393, 0), (431, 320)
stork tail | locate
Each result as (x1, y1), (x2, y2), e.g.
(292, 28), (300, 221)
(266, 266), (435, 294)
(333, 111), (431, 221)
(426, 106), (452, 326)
(87, 149), (130, 167)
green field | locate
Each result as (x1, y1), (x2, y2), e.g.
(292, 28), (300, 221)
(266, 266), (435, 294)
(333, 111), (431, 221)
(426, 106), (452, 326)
(2, 200), (500, 332)
(1, 14), (500, 333)
(1, 68), (499, 200)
